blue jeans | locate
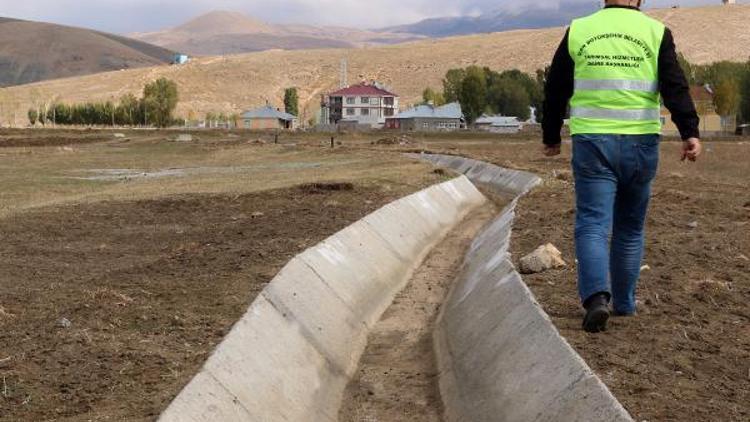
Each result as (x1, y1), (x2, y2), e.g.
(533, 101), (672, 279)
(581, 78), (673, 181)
(572, 134), (660, 314)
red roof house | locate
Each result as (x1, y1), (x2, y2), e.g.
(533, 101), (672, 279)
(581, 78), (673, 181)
(321, 82), (399, 128)
(327, 83), (398, 98)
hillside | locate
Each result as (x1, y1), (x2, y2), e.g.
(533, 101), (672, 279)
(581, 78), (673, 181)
(0, 18), (175, 87)
(131, 11), (422, 56)
(2, 5), (748, 126)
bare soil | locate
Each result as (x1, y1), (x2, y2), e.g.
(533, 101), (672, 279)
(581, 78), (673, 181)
(2, 132), (747, 421)
(339, 203), (499, 422)
(0, 182), (430, 421)
(0, 131), (109, 148)
(512, 175), (750, 422)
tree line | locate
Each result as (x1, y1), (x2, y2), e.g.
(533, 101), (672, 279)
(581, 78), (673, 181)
(27, 78), (179, 128)
(678, 55), (750, 124)
(203, 112), (239, 128)
(428, 59), (750, 128)
(422, 66), (545, 124)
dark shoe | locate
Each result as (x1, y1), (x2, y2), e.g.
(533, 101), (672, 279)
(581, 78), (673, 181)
(582, 293), (610, 333)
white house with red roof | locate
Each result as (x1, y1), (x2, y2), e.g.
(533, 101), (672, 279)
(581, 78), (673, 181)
(321, 82), (399, 128)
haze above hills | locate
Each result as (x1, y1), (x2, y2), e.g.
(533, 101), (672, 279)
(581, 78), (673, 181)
(130, 11), (424, 56)
(0, 18), (174, 87)
(131, 4), (601, 56)
(382, 1), (599, 37)
(2, 4), (748, 126)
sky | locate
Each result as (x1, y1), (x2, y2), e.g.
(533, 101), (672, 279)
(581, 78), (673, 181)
(0, 0), (746, 34)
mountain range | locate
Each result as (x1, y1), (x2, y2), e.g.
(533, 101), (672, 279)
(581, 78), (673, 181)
(130, 11), (424, 56)
(382, 1), (599, 37)
(131, 6), (603, 56)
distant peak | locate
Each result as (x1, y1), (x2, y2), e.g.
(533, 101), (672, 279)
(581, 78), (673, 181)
(176, 10), (274, 34)
(196, 10), (249, 19)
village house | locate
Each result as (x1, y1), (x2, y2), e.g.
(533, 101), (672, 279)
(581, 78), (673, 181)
(172, 53), (190, 65)
(385, 102), (465, 132)
(474, 115), (522, 134)
(240, 105), (297, 130)
(320, 82), (399, 128)
(661, 85), (733, 136)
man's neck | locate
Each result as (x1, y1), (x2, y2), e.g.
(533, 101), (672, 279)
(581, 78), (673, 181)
(604, 1), (640, 10)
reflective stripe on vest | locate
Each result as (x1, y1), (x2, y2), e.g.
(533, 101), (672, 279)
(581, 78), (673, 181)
(570, 107), (661, 121)
(574, 79), (659, 93)
(567, 8), (665, 135)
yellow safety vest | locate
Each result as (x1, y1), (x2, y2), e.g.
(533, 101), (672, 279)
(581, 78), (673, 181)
(568, 8), (665, 135)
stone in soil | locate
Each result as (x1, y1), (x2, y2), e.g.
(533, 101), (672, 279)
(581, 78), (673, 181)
(519, 243), (567, 274)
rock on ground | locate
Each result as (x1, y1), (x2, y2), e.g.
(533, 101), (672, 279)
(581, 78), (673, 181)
(519, 243), (567, 274)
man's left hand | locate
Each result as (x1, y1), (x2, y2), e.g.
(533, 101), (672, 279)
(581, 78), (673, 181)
(544, 144), (561, 157)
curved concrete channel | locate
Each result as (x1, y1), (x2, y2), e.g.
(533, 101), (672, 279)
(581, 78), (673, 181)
(160, 155), (633, 421)
(415, 154), (633, 422)
(339, 202), (500, 421)
(159, 176), (487, 421)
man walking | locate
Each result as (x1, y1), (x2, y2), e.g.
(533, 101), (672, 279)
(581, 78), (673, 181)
(542, 0), (702, 333)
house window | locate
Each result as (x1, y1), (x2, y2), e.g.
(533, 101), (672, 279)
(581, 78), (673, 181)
(384, 108), (394, 117)
(361, 108), (370, 116)
(346, 97), (356, 105)
(361, 97), (370, 104)
(384, 97), (394, 106)
(660, 117), (666, 125)
(346, 108), (355, 116)
(423, 122), (429, 129)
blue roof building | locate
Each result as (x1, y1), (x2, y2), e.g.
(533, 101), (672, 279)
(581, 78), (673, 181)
(384, 102), (465, 131)
(240, 105), (297, 130)
(474, 115), (522, 133)
(172, 54), (190, 65)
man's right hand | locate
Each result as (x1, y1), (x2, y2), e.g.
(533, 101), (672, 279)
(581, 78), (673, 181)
(681, 138), (702, 162)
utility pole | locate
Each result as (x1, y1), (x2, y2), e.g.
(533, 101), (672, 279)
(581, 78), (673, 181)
(50, 95), (57, 128)
(340, 59), (348, 89)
